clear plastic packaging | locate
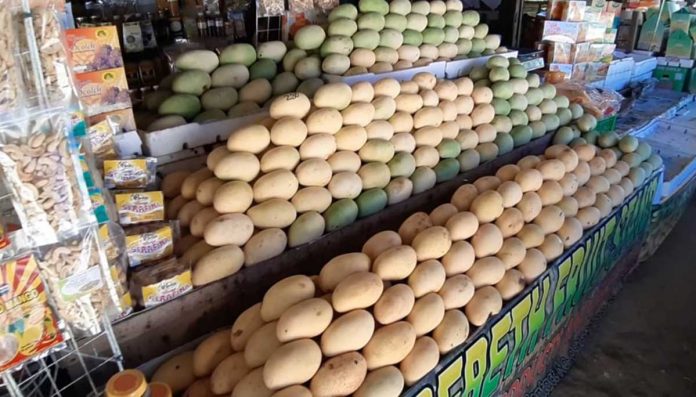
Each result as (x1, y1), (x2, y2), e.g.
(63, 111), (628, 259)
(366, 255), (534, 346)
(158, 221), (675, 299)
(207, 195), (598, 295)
(124, 221), (178, 267)
(28, 1), (74, 106)
(87, 116), (120, 163)
(555, 81), (624, 117)
(36, 226), (121, 337)
(103, 157), (157, 189)
(0, 4), (25, 117)
(98, 222), (133, 318)
(0, 112), (95, 246)
(130, 257), (192, 308)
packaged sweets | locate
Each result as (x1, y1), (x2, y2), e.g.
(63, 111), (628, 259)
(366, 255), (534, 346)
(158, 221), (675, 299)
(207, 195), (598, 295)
(130, 257), (192, 308)
(74, 67), (131, 117)
(98, 222), (133, 318)
(87, 116), (120, 162)
(124, 222), (177, 267)
(0, 254), (65, 372)
(65, 26), (123, 73)
(115, 191), (165, 225)
(0, 113), (94, 246)
(88, 108), (136, 132)
(103, 158), (157, 189)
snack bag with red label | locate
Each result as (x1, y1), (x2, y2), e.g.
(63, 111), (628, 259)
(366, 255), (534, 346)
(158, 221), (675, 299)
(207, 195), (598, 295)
(0, 254), (65, 373)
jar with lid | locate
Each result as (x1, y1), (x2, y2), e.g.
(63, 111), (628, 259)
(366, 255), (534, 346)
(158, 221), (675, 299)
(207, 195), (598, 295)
(106, 369), (150, 397)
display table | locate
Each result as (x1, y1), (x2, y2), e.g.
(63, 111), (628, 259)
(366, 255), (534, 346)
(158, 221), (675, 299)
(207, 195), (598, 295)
(403, 170), (660, 397)
(112, 134), (553, 367)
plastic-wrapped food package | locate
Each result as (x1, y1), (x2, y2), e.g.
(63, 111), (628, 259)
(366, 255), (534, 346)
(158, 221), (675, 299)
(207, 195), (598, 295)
(0, 253), (65, 372)
(0, 113), (94, 246)
(87, 116), (120, 163)
(36, 226), (122, 336)
(555, 81), (624, 118)
(103, 157), (157, 190)
(124, 221), (178, 267)
(130, 257), (192, 308)
(257, 0), (285, 17)
(98, 222), (133, 319)
(0, 5), (24, 116)
(29, 1), (73, 105)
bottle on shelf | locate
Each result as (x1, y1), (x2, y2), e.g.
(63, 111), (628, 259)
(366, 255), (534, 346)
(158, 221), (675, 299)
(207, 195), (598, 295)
(168, 0), (186, 40)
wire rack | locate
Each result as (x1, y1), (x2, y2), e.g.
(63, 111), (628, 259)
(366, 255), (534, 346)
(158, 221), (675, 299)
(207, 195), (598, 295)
(0, 316), (123, 397)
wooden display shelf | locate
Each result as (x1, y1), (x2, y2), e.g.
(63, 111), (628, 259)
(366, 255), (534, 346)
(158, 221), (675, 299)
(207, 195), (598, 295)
(111, 134), (553, 367)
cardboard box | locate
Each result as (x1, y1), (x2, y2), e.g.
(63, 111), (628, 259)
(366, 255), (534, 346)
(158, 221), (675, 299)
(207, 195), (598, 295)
(604, 28), (618, 43)
(562, 1), (586, 22)
(587, 22), (608, 41)
(548, 0), (568, 20)
(548, 42), (592, 63)
(653, 65), (688, 91)
(637, 14), (667, 51)
(666, 30), (694, 59)
(670, 10), (693, 34)
(584, 6), (603, 22)
(550, 62), (590, 80)
(65, 26), (123, 73)
(543, 21), (588, 43)
(88, 107), (136, 132)
(75, 67), (132, 117)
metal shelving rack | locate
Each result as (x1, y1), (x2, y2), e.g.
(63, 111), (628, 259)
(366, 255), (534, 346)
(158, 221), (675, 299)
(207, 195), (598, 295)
(0, 0), (125, 395)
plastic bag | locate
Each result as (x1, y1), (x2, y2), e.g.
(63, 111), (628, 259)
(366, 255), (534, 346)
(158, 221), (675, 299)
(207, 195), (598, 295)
(98, 222), (133, 318)
(554, 81), (624, 118)
(0, 112), (94, 246)
(0, 253), (65, 372)
(36, 226), (121, 337)
(0, 4), (25, 117)
(87, 115), (120, 163)
(103, 157), (157, 189)
(28, 1), (73, 105)
(124, 221), (179, 267)
(130, 257), (192, 308)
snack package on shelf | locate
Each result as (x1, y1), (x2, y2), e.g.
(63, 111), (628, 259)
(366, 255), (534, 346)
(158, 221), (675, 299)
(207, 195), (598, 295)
(554, 80), (624, 117)
(87, 116), (120, 163)
(0, 5), (26, 119)
(98, 222), (133, 318)
(103, 157), (157, 190)
(0, 253), (66, 373)
(124, 221), (178, 267)
(31, 1), (73, 105)
(114, 191), (165, 226)
(130, 256), (192, 308)
(36, 226), (123, 337)
(0, 112), (95, 246)
(65, 26), (124, 73)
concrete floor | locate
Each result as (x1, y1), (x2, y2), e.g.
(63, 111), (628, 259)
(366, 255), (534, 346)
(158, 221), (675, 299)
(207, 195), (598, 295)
(551, 200), (696, 396)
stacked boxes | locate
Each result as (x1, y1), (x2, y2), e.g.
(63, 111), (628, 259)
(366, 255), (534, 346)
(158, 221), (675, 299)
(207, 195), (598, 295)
(665, 9), (695, 59)
(543, 0), (619, 81)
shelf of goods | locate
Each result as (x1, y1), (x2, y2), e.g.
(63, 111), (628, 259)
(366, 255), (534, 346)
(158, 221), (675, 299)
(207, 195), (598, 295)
(113, 52), (591, 362)
(142, 132), (662, 397)
(139, 3), (512, 156)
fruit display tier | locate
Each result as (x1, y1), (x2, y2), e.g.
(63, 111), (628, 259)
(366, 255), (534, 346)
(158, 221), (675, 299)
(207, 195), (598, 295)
(113, 132), (553, 367)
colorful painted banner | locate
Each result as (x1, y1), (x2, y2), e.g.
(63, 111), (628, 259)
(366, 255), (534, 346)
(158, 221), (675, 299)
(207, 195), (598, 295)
(404, 171), (660, 397)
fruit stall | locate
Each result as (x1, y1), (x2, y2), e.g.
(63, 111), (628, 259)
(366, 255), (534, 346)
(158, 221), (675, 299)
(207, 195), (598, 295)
(1, 0), (694, 396)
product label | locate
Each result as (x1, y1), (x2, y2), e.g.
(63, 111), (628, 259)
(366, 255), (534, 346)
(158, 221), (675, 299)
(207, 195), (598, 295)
(122, 21), (144, 53)
(56, 266), (104, 301)
(141, 270), (192, 308)
(88, 119), (117, 160)
(65, 26), (123, 73)
(104, 159), (152, 189)
(0, 255), (64, 372)
(75, 67), (132, 116)
(115, 191), (165, 225)
(126, 225), (174, 266)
